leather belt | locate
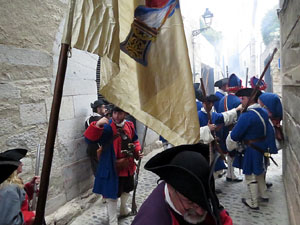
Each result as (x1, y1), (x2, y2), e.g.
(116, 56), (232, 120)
(243, 136), (266, 145)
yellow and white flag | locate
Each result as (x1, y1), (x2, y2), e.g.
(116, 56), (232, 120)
(62, 0), (200, 146)
(62, 0), (120, 77)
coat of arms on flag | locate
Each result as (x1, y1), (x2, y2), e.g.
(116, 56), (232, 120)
(120, 0), (179, 66)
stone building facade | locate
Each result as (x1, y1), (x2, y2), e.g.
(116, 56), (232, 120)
(0, 0), (99, 214)
(279, 0), (300, 224)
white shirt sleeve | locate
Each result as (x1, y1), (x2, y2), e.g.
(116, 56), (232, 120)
(222, 108), (238, 126)
(200, 126), (214, 144)
(226, 131), (238, 151)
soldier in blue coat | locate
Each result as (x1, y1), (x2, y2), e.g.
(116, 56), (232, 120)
(226, 88), (277, 210)
(258, 92), (283, 146)
(214, 78), (228, 113)
(198, 94), (242, 179)
(258, 92), (283, 189)
(218, 74), (243, 182)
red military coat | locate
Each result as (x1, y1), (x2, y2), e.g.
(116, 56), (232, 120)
(84, 120), (141, 177)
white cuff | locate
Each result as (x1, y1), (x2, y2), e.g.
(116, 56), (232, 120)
(200, 126), (214, 144)
(222, 108), (237, 126)
(226, 132), (238, 151)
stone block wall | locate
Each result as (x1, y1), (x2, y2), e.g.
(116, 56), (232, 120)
(279, 0), (300, 224)
(260, 41), (281, 96)
(0, 0), (99, 214)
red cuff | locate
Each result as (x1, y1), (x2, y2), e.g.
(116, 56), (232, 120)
(24, 182), (34, 200)
(22, 210), (35, 225)
(84, 121), (104, 141)
(220, 209), (233, 225)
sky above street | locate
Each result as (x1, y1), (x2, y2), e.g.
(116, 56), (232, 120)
(181, 0), (279, 38)
(180, 0), (279, 77)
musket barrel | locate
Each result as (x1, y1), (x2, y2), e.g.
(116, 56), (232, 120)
(242, 48), (278, 113)
(31, 143), (41, 210)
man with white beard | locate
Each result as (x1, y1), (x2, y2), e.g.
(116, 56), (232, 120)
(132, 143), (233, 225)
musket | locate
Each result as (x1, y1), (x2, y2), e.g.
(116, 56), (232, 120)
(131, 126), (148, 215)
(200, 78), (226, 164)
(242, 48), (278, 113)
(31, 142), (41, 211)
(245, 67), (249, 88)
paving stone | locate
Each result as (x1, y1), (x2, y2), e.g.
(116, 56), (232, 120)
(70, 150), (289, 225)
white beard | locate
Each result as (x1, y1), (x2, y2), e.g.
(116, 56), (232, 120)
(183, 209), (207, 224)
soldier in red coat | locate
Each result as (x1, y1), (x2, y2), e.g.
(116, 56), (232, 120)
(84, 106), (142, 225)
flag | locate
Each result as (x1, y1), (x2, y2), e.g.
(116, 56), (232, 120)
(62, 0), (200, 146)
(62, 0), (120, 77)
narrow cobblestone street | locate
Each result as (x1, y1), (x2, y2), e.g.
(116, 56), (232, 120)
(70, 148), (289, 225)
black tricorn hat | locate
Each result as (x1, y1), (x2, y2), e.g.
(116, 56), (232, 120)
(144, 143), (213, 213)
(235, 88), (262, 99)
(193, 83), (203, 102)
(0, 161), (19, 184)
(0, 148), (27, 163)
(199, 94), (220, 103)
(214, 78), (229, 88)
(91, 99), (105, 109)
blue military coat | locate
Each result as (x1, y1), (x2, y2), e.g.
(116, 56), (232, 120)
(230, 105), (277, 175)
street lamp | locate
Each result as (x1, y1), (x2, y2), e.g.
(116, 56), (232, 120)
(202, 8), (214, 27)
(192, 8), (214, 82)
(192, 8), (214, 37)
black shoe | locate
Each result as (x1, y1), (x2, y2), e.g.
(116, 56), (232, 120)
(215, 189), (222, 194)
(218, 171), (226, 178)
(226, 177), (243, 182)
(266, 182), (273, 189)
(241, 198), (259, 210)
(260, 197), (269, 202)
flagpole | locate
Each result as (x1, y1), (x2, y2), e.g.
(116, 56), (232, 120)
(34, 43), (69, 225)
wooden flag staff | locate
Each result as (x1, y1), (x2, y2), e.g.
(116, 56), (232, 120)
(33, 44), (69, 225)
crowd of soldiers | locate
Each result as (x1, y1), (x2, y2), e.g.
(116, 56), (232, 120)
(0, 73), (283, 225)
(81, 73), (283, 225)
(196, 73), (283, 211)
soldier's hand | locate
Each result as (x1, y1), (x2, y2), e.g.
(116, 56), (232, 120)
(208, 123), (216, 131)
(135, 151), (144, 160)
(96, 117), (109, 127)
(236, 104), (243, 112)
